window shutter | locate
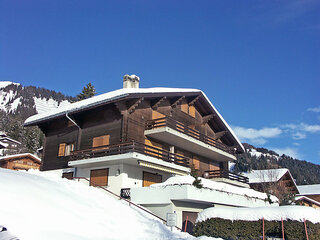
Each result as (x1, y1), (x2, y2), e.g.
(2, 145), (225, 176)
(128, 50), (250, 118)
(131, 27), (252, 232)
(189, 105), (196, 117)
(93, 135), (110, 148)
(193, 156), (200, 170)
(181, 103), (188, 113)
(58, 143), (66, 157)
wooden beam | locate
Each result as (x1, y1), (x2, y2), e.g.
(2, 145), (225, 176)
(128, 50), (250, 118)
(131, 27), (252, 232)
(188, 95), (200, 106)
(152, 97), (166, 110)
(128, 97), (144, 114)
(171, 96), (185, 109)
(115, 102), (127, 114)
(202, 114), (215, 125)
(213, 131), (227, 140)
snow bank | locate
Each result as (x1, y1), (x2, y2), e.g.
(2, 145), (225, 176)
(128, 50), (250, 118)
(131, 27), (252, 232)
(150, 175), (278, 202)
(0, 168), (221, 240)
(196, 206), (320, 224)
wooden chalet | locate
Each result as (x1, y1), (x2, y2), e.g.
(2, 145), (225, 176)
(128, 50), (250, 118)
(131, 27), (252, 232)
(24, 75), (277, 229)
(0, 132), (21, 155)
(0, 153), (41, 171)
(295, 196), (320, 209)
(297, 184), (320, 203)
(242, 168), (299, 194)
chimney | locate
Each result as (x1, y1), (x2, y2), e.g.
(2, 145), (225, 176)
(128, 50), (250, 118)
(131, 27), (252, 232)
(123, 74), (140, 88)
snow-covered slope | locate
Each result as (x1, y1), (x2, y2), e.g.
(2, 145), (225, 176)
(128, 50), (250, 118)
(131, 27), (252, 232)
(0, 168), (220, 240)
(0, 81), (72, 117)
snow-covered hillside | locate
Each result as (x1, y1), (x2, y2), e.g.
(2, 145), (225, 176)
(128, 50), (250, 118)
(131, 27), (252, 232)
(0, 81), (72, 117)
(0, 168), (220, 240)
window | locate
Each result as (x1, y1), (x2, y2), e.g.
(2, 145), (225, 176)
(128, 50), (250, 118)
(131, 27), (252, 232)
(58, 143), (75, 157)
(62, 172), (74, 180)
(92, 135), (110, 148)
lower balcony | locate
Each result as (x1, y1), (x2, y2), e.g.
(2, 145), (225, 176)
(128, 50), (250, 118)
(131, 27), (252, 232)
(67, 141), (190, 175)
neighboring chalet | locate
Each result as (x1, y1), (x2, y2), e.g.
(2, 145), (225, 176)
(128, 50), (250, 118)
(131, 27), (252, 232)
(24, 75), (276, 228)
(295, 195), (320, 209)
(242, 168), (299, 195)
(297, 184), (320, 203)
(0, 132), (21, 156)
(0, 153), (41, 171)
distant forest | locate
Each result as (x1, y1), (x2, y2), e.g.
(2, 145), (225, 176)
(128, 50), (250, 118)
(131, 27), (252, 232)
(233, 143), (320, 185)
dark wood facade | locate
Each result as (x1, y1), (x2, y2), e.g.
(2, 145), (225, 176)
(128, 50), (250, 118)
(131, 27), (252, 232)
(33, 91), (243, 175)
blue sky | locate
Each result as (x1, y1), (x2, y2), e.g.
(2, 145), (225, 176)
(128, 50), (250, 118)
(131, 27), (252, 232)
(1, 0), (319, 163)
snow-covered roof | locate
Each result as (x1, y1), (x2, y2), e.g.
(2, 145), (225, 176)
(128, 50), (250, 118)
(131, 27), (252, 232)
(295, 196), (320, 206)
(24, 87), (245, 152)
(0, 153), (41, 163)
(0, 136), (21, 145)
(297, 184), (320, 195)
(196, 205), (320, 224)
(242, 168), (289, 183)
(150, 175), (278, 202)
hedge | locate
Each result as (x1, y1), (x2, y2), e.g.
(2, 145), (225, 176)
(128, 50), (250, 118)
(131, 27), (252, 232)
(193, 218), (320, 240)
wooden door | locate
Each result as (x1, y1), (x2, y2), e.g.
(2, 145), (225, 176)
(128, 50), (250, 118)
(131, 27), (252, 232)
(90, 168), (109, 186)
(143, 171), (162, 187)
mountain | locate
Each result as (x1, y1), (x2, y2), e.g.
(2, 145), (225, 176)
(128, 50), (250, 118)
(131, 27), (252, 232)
(233, 143), (320, 186)
(0, 81), (75, 155)
(0, 81), (74, 119)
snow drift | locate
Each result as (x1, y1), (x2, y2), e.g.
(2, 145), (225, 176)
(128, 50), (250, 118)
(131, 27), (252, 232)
(0, 168), (220, 240)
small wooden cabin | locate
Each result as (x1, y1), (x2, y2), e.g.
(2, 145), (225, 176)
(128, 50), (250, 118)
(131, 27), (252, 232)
(0, 153), (41, 171)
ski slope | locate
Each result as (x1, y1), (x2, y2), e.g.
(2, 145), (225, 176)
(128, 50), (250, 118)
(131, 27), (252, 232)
(0, 168), (221, 240)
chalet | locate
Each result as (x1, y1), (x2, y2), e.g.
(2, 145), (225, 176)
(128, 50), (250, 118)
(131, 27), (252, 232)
(0, 132), (21, 156)
(24, 75), (276, 228)
(242, 168), (299, 195)
(0, 153), (41, 171)
(297, 184), (320, 203)
(295, 196), (320, 209)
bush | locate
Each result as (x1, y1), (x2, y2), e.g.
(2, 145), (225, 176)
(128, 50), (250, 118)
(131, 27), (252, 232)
(193, 218), (320, 240)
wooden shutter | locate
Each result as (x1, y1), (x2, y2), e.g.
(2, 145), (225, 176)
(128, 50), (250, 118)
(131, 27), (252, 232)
(193, 156), (200, 170)
(189, 105), (196, 117)
(90, 168), (109, 186)
(143, 171), (162, 187)
(92, 135), (110, 148)
(58, 143), (66, 157)
(152, 110), (165, 120)
(181, 103), (188, 113)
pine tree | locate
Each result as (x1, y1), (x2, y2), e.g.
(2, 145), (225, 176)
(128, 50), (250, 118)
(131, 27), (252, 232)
(76, 83), (96, 101)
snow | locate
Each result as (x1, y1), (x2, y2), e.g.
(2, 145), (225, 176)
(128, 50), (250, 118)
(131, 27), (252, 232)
(196, 206), (320, 224)
(33, 97), (71, 114)
(242, 168), (289, 183)
(247, 148), (279, 160)
(295, 196), (320, 206)
(0, 153), (41, 162)
(298, 184), (320, 195)
(0, 81), (19, 89)
(24, 87), (244, 152)
(0, 168), (222, 240)
(150, 175), (278, 202)
(9, 97), (21, 112)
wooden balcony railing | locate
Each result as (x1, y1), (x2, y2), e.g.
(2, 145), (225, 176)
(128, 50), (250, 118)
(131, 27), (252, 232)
(145, 117), (235, 155)
(69, 141), (190, 168)
(204, 170), (249, 184)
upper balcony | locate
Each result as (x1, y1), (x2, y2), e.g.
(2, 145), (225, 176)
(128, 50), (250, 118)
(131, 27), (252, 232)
(67, 141), (190, 175)
(145, 117), (236, 162)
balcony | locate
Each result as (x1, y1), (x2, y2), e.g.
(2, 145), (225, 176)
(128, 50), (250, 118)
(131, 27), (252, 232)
(204, 170), (249, 184)
(145, 117), (236, 162)
(68, 141), (190, 173)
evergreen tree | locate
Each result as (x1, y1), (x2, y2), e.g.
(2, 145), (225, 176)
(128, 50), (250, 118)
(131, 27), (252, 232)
(76, 83), (96, 101)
